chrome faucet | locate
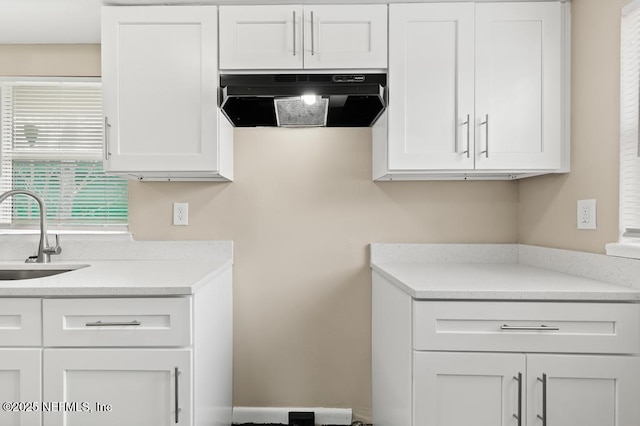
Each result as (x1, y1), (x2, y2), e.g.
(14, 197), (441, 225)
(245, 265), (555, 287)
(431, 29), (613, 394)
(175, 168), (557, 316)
(0, 190), (61, 263)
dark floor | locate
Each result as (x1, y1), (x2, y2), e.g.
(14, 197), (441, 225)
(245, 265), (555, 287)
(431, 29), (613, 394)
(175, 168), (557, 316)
(234, 421), (371, 426)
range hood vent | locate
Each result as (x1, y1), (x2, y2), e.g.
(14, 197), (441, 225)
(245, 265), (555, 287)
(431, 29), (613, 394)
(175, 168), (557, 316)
(220, 73), (386, 128)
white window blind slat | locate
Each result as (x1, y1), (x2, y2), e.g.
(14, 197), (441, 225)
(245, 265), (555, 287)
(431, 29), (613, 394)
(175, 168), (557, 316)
(0, 81), (128, 230)
(620, 2), (640, 236)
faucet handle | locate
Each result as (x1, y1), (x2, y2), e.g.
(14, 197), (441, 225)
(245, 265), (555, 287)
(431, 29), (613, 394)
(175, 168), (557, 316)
(44, 234), (62, 256)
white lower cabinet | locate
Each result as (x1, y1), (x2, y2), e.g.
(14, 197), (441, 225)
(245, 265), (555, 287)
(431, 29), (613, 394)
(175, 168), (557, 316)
(414, 352), (640, 426)
(414, 352), (521, 426)
(372, 272), (640, 426)
(0, 268), (232, 426)
(43, 349), (191, 426)
(0, 349), (41, 426)
(527, 354), (640, 426)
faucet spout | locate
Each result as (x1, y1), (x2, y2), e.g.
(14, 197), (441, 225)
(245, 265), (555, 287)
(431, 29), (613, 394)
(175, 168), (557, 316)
(0, 190), (61, 263)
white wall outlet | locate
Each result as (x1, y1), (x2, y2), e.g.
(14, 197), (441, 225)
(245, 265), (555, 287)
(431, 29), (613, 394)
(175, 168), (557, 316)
(173, 202), (189, 226)
(577, 199), (596, 230)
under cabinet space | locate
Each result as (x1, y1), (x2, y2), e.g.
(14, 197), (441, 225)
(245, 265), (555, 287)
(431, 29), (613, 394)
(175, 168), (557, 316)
(43, 297), (192, 347)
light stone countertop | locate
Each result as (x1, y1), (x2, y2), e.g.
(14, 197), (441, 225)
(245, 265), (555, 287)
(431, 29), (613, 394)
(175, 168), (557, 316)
(371, 262), (640, 302)
(370, 243), (640, 301)
(0, 259), (232, 297)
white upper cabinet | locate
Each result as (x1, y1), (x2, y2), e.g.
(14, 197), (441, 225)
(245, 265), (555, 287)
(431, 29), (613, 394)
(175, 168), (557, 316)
(475, 2), (562, 171)
(387, 3), (475, 171)
(375, 1), (567, 180)
(302, 5), (388, 69)
(219, 5), (304, 69)
(219, 4), (388, 70)
(102, 6), (233, 181)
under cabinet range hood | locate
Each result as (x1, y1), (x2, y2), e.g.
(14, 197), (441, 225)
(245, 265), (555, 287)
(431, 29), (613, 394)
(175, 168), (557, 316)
(220, 73), (386, 128)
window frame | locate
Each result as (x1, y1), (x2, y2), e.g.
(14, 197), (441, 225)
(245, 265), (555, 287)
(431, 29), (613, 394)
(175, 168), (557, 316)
(0, 76), (129, 234)
(607, 0), (640, 259)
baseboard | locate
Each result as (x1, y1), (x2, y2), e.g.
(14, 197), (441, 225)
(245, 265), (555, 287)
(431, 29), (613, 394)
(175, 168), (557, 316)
(232, 407), (352, 425)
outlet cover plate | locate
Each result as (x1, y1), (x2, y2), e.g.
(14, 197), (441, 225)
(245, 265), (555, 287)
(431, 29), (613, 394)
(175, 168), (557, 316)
(577, 199), (596, 230)
(173, 202), (189, 226)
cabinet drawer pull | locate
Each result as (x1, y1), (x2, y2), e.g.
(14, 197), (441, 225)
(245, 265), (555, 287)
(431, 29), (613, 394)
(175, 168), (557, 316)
(310, 11), (315, 56)
(500, 324), (560, 331)
(104, 116), (112, 160)
(537, 374), (547, 426)
(175, 367), (181, 424)
(513, 372), (522, 426)
(480, 114), (489, 158)
(85, 320), (142, 327)
(461, 114), (470, 158)
(292, 11), (297, 56)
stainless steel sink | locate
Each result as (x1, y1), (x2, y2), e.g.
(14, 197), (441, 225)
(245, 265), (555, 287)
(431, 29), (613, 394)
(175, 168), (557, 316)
(0, 265), (87, 280)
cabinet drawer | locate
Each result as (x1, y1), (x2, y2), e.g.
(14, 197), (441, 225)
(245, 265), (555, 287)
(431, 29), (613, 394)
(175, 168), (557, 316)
(413, 301), (640, 354)
(43, 297), (191, 347)
(0, 299), (41, 346)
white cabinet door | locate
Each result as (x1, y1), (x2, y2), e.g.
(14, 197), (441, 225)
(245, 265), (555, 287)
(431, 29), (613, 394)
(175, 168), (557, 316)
(475, 2), (562, 170)
(43, 349), (191, 426)
(414, 352), (524, 426)
(219, 5), (303, 69)
(102, 6), (222, 177)
(303, 5), (387, 69)
(383, 2), (564, 178)
(527, 355), (640, 426)
(0, 349), (41, 426)
(387, 3), (475, 171)
(220, 5), (387, 70)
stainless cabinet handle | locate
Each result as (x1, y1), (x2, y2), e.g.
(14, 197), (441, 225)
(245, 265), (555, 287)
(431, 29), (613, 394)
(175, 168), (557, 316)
(85, 320), (142, 327)
(537, 374), (547, 426)
(512, 373), (522, 426)
(462, 114), (470, 158)
(293, 11), (297, 56)
(311, 11), (315, 56)
(480, 114), (489, 158)
(501, 325), (560, 331)
(104, 116), (111, 160)
(174, 367), (180, 424)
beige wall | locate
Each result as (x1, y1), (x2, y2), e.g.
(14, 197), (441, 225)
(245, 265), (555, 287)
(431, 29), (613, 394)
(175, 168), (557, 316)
(1, 0), (626, 419)
(0, 43), (519, 421)
(519, 0), (628, 253)
(128, 129), (518, 420)
(0, 44), (100, 76)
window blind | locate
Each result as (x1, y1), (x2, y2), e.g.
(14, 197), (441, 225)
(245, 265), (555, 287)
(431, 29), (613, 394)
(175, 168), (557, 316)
(621, 2), (640, 238)
(0, 81), (128, 229)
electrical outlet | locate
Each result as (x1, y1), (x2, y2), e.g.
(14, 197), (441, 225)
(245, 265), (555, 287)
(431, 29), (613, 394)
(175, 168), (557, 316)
(577, 199), (596, 230)
(173, 202), (189, 226)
